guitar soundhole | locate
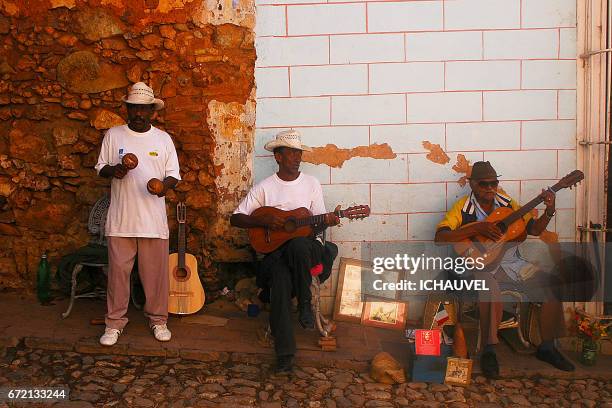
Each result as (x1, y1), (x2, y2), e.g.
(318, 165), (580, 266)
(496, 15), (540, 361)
(284, 218), (297, 233)
(174, 267), (190, 282)
(496, 222), (507, 234)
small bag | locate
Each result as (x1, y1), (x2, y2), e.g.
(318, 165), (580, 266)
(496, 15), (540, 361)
(526, 303), (542, 347)
(370, 352), (406, 384)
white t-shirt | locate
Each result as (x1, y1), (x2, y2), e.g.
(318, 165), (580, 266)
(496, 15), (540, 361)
(95, 125), (181, 239)
(234, 173), (326, 216)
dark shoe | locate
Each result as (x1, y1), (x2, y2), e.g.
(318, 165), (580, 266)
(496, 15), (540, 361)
(298, 302), (314, 329)
(536, 347), (575, 371)
(275, 355), (293, 374)
(481, 351), (500, 379)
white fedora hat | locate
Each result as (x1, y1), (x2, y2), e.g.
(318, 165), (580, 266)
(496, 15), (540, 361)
(122, 82), (164, 111)
(264, 129), (312, 152)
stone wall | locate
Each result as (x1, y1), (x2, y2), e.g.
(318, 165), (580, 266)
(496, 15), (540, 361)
(0, 0), (256, 290)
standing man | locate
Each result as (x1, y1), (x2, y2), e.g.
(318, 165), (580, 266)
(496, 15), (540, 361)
(230, 130), (339, 373)
(95, 82), (181, 346)
(435, 161), (574, 378)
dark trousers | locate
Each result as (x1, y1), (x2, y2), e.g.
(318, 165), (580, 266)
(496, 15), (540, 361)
(258, 237), (324, 357)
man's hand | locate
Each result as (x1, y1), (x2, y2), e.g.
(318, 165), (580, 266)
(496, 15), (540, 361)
(148, 177), (178, 198)
(471, 222), (503, 241)
(540, 188), (556, 214)
(527, 188), (556, 236)
(259, 213), (285, 230)
(324, 205), (341, 226)
(324, 213), (340, 226)
(112, 164), (128, 179)
(155, 185), (167, 198)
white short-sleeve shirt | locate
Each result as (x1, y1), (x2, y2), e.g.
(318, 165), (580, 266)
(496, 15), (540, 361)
(234, 173), (326, 216)
(95, 125), (181, 239)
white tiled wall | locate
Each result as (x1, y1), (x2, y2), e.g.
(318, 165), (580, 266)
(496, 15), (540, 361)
(254, 0), (578, 313)
(287, 4), (366, 35)
(444, 0), (520, 30)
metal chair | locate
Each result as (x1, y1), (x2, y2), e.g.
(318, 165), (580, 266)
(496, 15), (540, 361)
(61, 195), (110, 319)
(461, 290), (531, 354)
(61, 195), (143, 319)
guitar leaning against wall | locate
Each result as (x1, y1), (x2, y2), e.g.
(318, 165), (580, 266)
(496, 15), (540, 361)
(168, 202), (205, 315)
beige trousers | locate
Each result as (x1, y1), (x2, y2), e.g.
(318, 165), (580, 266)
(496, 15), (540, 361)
(105, 236), (169, 330)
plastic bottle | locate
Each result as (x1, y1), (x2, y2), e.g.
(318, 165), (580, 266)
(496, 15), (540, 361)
(36, 252), (50, 304)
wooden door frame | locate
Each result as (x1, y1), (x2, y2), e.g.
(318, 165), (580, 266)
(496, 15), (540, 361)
(576, 0), (609, 316)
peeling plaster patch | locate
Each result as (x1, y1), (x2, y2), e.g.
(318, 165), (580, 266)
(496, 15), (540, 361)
(207, 91), (255, 215)
(208, 99), (255, 143)
(421, 145), (472, 186)
(453, 154), (472, 186)
(302, 143), (396, 168)
(422, 141), (450, 165)
(193, 0), (255, 28)
(206, 91), (256, 261)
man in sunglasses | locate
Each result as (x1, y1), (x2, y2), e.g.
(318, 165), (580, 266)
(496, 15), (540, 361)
(435, 161), (573, 378)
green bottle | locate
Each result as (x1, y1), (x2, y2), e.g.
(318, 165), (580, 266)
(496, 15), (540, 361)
(36, 252), (50, 304)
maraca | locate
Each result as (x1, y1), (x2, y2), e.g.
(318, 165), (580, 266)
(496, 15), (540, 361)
(122, 153), (138, 170)
(147, 178), (165, 195)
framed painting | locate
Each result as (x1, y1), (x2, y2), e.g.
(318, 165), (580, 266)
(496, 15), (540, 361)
(333, 258), (368, 323)
(444, 357), (473, 386)
(360, 296), (407, 331)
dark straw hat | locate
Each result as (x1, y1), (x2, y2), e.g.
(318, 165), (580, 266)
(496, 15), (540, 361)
(469, 161), (501, 180)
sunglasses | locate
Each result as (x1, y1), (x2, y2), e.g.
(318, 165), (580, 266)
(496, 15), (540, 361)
(477, 180), (499, 188)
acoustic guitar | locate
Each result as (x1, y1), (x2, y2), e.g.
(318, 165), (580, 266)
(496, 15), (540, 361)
(453, 170), (584, 270)
(248, 205), (371, 254)
(168, 202), (205, 315)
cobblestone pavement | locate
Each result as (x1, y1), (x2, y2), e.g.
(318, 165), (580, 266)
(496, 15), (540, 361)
(0, 347), (610, 408)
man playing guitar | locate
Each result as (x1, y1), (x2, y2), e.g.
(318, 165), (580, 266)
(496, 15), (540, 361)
(434, 161), (574, 378)
(230, 130), (340, 374)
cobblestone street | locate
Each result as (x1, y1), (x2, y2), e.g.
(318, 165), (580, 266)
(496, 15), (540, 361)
(0, 347), (610, 408)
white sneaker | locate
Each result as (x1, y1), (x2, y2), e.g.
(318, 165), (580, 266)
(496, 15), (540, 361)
(152, 324), (171, 342)
(99, 328), (122, 346)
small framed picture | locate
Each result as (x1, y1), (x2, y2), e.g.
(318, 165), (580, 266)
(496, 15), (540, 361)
(333, 258), (367, 323)
(444, 357), (473, 386)
(360, 296), (407, 331)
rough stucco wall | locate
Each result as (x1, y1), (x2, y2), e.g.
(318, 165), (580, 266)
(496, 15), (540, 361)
(0, 0), (255, 290)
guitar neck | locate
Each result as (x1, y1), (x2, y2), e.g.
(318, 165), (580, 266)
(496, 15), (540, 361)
(178, 223), (186, 268)
(294, 210), (343, 227)
(501, 181), (564, 226)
